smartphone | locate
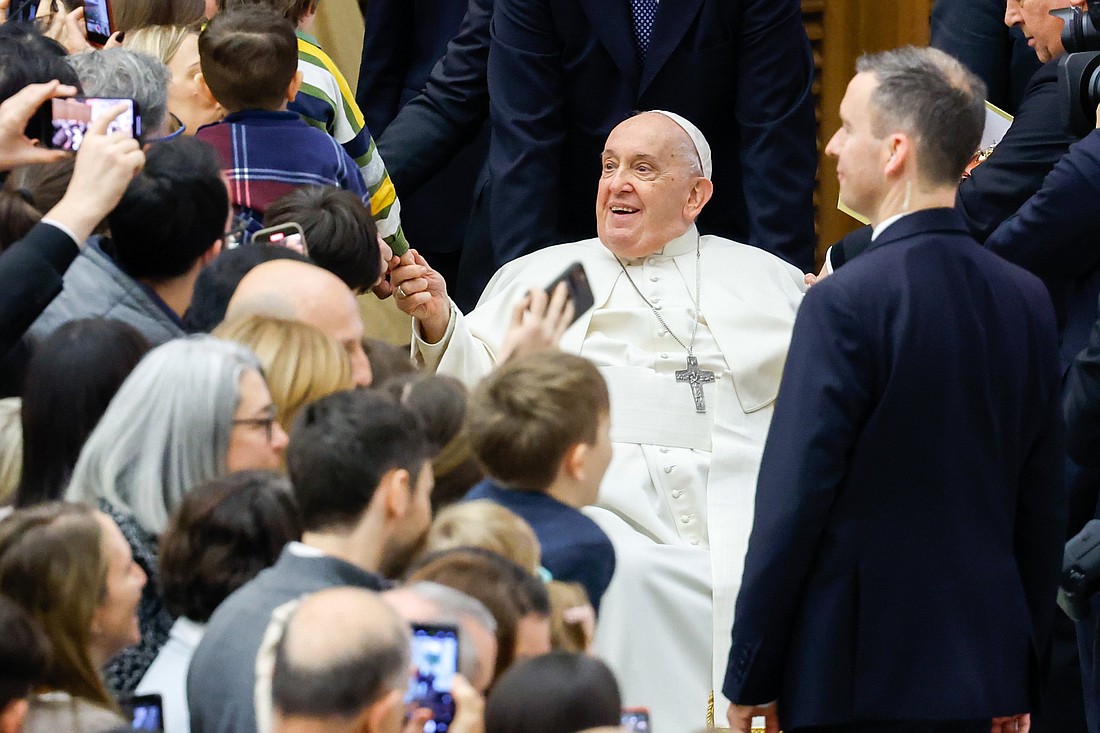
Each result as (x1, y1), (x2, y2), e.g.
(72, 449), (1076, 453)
(621, 707), (651, 732)
(119, 693), (164, 731)
(29, 97), (141, 152)
(544, 261), (595, 325)
(406, 623), (459, 733)
(253, 222), (308, 255)
(83, 0), (114, 46)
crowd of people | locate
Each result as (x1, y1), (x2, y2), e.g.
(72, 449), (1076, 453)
(2, 0), (1100, 732)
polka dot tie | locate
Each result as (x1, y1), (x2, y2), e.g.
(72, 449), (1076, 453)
(632, 0), (658, 61)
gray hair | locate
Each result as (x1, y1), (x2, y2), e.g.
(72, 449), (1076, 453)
(66, 48), (170, 141)
(66, 336), (262, 535)
(405, 581), (497, 684)
(855, 46), (986, 186)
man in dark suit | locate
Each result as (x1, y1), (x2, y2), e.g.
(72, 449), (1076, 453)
(931, 0), (1041, 115)
(487, 0), (817, 277)
(723, 47), (1067, 733)
(827, 0), (1082, 271)
(357, 0), (489, 306)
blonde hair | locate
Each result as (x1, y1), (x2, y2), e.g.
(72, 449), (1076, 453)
(423, 501), (541, 573)
(214, 314), (354, 430)
(122, 24), (197, 65)
(0, 398), (22, 505)
(546, 580), (593, 653)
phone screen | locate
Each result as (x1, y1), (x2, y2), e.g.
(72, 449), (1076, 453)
(119, 694), (163, 731)
(48, 97), (139, 151)
(621, 708), (651, 732)
(406, 624), (459, 733)
(83, 0), (112, 44)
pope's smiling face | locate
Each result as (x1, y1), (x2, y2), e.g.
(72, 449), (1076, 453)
(596, 113), (712, 260)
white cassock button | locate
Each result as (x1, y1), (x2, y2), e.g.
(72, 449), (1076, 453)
(649, 274), (659, 282)
(659, 447), (670, 453)
(658, 328), (667, 336)
(680, 514), (694, 524)
(664, 465), (674, 474)
(660, 353), (669, 359)
(672, 489), (684, 498)
(654, 303), (663, 310)
(691, 539), (701, 546)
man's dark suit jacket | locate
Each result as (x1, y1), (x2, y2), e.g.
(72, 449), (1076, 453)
(723, 208), (1067, 730)
(0, 222), (79, 358)
(367, 0), (494, 311)
(831, 61), (1077, 267)
(359, 0), (487, 264)
(931, 0), (1041, 116)
(487, 0), (818, 273)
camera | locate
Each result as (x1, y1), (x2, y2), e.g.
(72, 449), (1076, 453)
(1057, 519), (1100, 621)
(1055, 7), (1100, 135)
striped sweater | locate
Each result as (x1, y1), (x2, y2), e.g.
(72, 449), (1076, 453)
(290, 30), (408, 253)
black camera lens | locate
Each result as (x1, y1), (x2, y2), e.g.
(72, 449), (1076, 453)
(1055, 6), (1100, 54)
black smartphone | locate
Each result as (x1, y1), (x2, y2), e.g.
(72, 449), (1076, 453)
(621, 707), (651, 732)
(253, 222), (308, 255)
(29, 97), (141, 152)
(544, 261), (595, 325)
(406, 623), (459, 733)
(83, 0), (113, 45)
(119, 693), (164, 731)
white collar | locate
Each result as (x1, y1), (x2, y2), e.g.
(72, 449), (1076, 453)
(286, 540), (325, 558)
(871, 212), (912, 241)
(609, 224), (700, 265)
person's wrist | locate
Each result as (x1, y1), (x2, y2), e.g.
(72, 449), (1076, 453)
(44, 194), (104, 245)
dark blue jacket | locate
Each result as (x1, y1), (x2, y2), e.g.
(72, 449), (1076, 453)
(723, 208), (1067, 729)
(464, 478), (615, 612)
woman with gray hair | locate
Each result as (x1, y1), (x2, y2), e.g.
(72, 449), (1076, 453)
(66, 335), (289, 694)
(66, 47), (171, 141)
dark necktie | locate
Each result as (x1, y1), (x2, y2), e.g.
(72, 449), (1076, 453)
(632, 0), (658, 61)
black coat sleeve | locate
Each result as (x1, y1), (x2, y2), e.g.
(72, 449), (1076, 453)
(0, 222), (79, 358)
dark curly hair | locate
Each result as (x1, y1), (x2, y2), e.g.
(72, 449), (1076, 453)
(158, 471), (301, 622)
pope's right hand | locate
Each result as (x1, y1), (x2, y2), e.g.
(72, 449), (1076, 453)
(391, 249), (451, 343)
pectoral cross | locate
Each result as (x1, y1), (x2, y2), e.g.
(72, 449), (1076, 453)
(675, 355), (715, 413)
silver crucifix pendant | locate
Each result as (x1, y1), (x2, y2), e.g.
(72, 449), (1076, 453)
(675, 355), (715, 413)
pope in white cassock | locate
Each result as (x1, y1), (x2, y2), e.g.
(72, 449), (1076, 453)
(390, 111), (806, 733)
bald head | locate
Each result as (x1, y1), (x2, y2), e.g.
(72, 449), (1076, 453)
(272, 587), (410, 720)
(227, 260), (372, 386)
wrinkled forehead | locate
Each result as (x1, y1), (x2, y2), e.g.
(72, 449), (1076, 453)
(603, 113), (692, 161)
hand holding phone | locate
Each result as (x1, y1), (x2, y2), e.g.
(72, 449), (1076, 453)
(82, 0), (112, 45)
(406, 623), (459, 733)
(544, 261), (595, 326)
(28, 97), (141, 152)
(119, 693), (164, 731)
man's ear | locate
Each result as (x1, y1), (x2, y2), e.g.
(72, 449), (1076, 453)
(379, 468), (412, 521)
(684, 177), (714, 220)
(560, 442), (587, 482)
(356, 687), (403, 733)
(287, 70), (304, 104)
(883, 133), (910, 177)
(0, 698), (29, 733)
(203, 238), (223, 264)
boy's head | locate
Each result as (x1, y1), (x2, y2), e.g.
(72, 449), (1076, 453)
(219, 0), (318, 27)
(467, 352), (611, 501)
(198, 5), (300, 113)
(265, 186), (382, 293)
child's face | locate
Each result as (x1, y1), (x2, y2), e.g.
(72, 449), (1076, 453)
(579, 413), (613, 505)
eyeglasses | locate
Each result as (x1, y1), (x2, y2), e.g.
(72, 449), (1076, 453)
(232, 414), (278, 442)
(147, 114), (187, 145)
